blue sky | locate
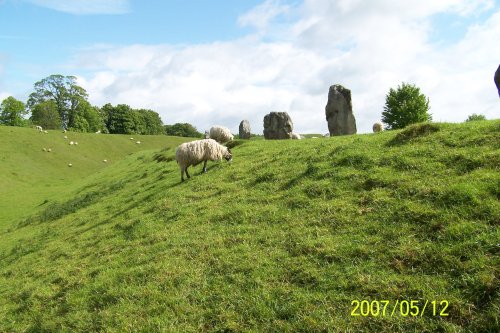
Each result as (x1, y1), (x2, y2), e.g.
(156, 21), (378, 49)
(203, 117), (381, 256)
(1, 0), (499, 133)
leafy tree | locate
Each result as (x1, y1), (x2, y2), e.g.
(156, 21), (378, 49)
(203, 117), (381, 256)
(30, 100), (61, 129)
(382, 82), (431, 130)
(27, 74), (89, 129)
(106, 104), (135, 134)
(138, 109), (164, 135)
(465, 114), (486, 122)
(0, 96), (27, 126)
(70, 101), (103, 132)
(164, 123), (203, 137)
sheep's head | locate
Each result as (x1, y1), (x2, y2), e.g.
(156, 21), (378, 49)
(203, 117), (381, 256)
(224, 148), (232, 162)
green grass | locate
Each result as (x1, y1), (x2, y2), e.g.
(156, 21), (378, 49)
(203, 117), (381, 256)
(0, 126), (189, 226)
(0, 120), (499, 332)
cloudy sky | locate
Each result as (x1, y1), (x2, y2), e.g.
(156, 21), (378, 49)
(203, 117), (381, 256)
(0, 0), (499, 134)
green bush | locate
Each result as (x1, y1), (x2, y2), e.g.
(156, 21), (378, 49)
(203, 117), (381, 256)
(382, 82), (431, 130)
(465, 114), (486, 122)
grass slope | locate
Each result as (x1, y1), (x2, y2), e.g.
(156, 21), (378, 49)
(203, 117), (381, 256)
(0, 126), (189, 226)
(0, 121), (499, 332)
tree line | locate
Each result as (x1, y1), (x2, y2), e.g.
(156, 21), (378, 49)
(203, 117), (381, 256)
(0, 74), (203, 137)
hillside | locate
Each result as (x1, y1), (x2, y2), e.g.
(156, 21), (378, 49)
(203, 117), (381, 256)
(0, 126), (190, 226)
(0, 120), (499, 332)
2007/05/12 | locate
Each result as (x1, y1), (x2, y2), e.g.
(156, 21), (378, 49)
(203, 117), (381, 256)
(351, 300), (449, 317)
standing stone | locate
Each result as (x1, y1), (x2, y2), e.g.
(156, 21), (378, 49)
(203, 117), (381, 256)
(495, 65), (500, 98)
(263, 112), (293, 139)
(239, 120), (251, 139)
(325, 84), (357, 136)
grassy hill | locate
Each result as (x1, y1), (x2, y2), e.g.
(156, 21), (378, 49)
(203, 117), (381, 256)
(0, 121), (499, 332)
(0, 126), (189, 226)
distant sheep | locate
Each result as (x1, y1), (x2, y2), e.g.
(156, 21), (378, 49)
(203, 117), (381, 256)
(64, 135), (68, 139)
(175, 139), (232, 182)
(68, 163), (73, 167)
(43, 130), (48, 134)
(136, 141), (141, 144)
(35, 125), (43, 132)
(69, 141), (74, 145)
(291, 133), (302, 140)
(209, 125), (234, 143)
(48, 148), (51, 152)
(373, 122), (384, 133)
(130, 137), (134, 140)
(103, 159), (108, 163)
(95, 130), (101, 134)
(74, 142), (78, 145)
(42, 148), (46, 151)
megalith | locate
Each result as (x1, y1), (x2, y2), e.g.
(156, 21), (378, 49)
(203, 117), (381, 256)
(325, 84), (357, 136)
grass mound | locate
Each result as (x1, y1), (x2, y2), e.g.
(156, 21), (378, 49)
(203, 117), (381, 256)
(0, 120), (499, 332)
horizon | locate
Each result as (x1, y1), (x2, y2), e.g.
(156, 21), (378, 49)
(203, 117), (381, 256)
(1, 0), (499, 134)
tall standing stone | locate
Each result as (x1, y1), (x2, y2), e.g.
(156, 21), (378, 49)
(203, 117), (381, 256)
(495, 65), (500, 98)
(325, 84), (357, 136)
(263, 112), (293, 139)
(239, 120), (251, 139)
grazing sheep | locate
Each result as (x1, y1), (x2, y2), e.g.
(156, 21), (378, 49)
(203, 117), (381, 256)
(35, 125), (43, 132)
(291, 133), (302, 140)
(42, 148), (46, 151)
(68, 163), (73, 167)
(103, 159), (108, 163)
(43, 130), (48, 134)
(48, 148), (52, 152)
(175, 139), (232, 182)
(136, 141), (141, 144)
(69, 141), (74, 145)
(209, 125), (234, 143)
(64, 135), (68, 139)
(95, 130), (101, 134)
(373, 122), (384, 133)
(74, 142), (78, 145)
(130, 137), (134, 140)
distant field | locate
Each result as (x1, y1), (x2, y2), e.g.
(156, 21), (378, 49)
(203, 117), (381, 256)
(0, 126), (189, 227)
(0, 120), (498, 332)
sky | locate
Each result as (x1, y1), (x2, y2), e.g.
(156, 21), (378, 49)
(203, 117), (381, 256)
(0, 0), (499, 134)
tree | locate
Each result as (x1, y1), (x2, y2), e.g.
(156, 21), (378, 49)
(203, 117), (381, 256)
(27, 74), (89, 129)
(106, 104), (135, 134)
(0, 96), (27, 126)
(465, 114), (486, 122)
(382, 82), (431, 130)
(138, 109), (164, 135)
(69, 101), (103, 132)
(30, 100), (61, 129)
(164, 123), (203, 137)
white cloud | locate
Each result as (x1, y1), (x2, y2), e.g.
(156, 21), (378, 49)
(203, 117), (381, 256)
(72, 0), (500, 134)
(28, 0), (130, 15)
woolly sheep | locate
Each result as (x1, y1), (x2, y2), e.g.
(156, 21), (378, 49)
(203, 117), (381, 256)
(74, 142), (78, 145)
(175, 139), (232, 182)
(95, 130), (101, 134)
(291, 133), (302, 140)
(68, 163), (72, 167)
(42, 148), (46, 151)
(43, 130), (48, 134)
(47, 148), (52, 152)
(373, 122), (384, 133)
(136, 141), (141, 144)
(209, 125), (234, 143)
(103, 159), (108, 163)
(35, 125), (43, 132)
(69, 141), (74, 145)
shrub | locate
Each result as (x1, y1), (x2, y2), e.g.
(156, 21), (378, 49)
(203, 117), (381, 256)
(465, 114), (486, 122)
(382, 82), (431, 130)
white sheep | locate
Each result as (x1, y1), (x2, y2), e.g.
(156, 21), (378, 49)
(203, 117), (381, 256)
(130, 137), (134, 140)
(47, 148), (52, 152)
(373, 122), (384, 133)
(291, 133), (302, 140)
(209, 125), (234, 143)
(43, 130), (48, 134)
(35, 125), (43, 132)
(175, 139), (232, 182)
(103, 159), (108, 163)
(95, 130), (101, 134)
(69, 141), (74, 145)
(136, 141), (141, 144)
(74, 142), (78, 145)
(42, 148), (46, 151)
(64, 135), (68, 139)
(68, 163), (73, 167)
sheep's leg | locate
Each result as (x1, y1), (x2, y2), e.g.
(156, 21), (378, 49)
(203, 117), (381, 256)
(181, 168), (185, 182)
(203, 160), (207, 173)
(185, 166), (191, 179)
